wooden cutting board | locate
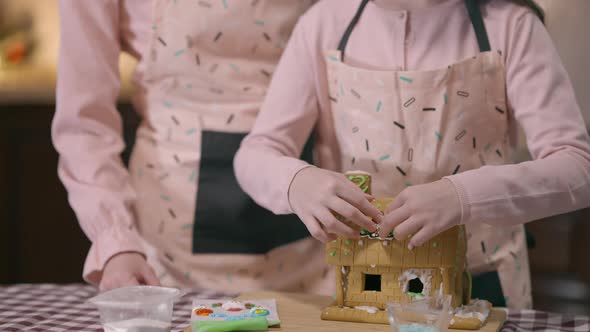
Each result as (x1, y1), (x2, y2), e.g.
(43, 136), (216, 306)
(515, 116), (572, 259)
(184, 291), (506, 332)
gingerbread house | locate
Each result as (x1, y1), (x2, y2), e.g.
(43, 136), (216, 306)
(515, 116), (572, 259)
(321, 172), (470, 324)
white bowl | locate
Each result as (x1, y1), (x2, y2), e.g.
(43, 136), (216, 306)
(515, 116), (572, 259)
(88, 286), (183, 332)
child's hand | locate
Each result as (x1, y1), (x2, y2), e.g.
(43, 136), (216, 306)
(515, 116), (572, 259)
(289, 167), (382, 242)
(99, 252), (160, 291)
(379, 179), (461, 249)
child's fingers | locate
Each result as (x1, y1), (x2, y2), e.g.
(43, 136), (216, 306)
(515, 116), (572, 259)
(380, 205), (411, 237)
(393, 217), (423, 243)
(317, 209), (359, 239)
(337, 186), (383, 224)
(407, 226), (434, 249)
(302, 215), (331, 243)
(328, 197), (377, 232)
(356, 197), (384, 224)
(385, 194), (405, 213)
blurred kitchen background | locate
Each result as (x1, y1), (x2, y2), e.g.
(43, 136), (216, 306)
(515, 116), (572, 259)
(0, 0), (588, 315)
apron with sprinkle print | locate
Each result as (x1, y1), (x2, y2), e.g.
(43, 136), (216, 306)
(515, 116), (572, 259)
(325, 0), (531, 308)
(127, 0), (335, 294)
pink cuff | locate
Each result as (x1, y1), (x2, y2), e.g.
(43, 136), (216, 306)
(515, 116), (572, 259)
(442, 176), (471, 225)
(83, 225), (146, 285)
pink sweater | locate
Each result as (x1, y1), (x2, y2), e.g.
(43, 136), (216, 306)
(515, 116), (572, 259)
(54, 0), (333, 290)
(234, 0), (590, 225)
(53, 0), (152, 284)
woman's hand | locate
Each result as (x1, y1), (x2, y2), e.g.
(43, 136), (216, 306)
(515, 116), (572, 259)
(379, 179), (462, 249)
(99, 252), (160, 291)
(288, 167), (383, 242)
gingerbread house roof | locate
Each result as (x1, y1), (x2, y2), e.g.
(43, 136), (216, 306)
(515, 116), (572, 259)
(325, 225), (466, 268)
(328, 172), (467, 269)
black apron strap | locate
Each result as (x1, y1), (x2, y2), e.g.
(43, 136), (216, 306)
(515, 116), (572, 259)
(337, 0), (492, 59)
(337, 0), (370, 59)
(465, 0), (491, 52)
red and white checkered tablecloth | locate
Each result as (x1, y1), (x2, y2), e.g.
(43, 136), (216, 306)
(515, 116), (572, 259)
(503, 310), (590, 332)
(0, 284), (588, 332)
(0, 284), (228, 332)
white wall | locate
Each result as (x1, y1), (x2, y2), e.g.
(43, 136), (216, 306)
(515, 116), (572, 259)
(537, 0), (590, 126)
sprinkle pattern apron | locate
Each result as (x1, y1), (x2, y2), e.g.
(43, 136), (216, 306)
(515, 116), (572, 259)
(325, 0), (531, 308)
(128, 0), (334, 294)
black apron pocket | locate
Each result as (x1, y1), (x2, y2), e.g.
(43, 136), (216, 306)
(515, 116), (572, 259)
(192, 130), (312, 254)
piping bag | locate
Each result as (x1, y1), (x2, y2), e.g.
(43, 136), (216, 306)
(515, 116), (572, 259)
(192, 317), (280, 332)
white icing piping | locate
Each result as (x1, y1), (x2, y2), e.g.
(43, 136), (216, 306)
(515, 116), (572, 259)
(453, 299), (490, 323)
(340, 266), (350, 304)
(345, 170), (372, 176)
(398, 269), (433, 296)
(359, 233), (395, 240)
(360, 224), (394, 240)
(354, 306), (379, 314)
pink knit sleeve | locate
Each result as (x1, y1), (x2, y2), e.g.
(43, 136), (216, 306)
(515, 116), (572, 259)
(234, 19), (320, 215)
(445, 13), (590, 225)
(53, 0), (145, 285)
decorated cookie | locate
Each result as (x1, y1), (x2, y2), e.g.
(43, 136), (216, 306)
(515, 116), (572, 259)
(221, 301), (245, 312)
(194, 306), (214, 316)
(345, 171), (372, 194)
(191, 299), (279, 325)
(250, 307), (270, 317)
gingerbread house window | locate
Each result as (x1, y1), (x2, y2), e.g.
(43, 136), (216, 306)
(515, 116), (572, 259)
(407, 277), (424, 296)
(363, 273), (382, 292)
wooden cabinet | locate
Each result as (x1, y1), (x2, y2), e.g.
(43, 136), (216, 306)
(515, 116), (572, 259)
(0, 103), (138, 284)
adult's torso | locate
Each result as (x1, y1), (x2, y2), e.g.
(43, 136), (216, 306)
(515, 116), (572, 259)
(116, 0), (333, 294)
